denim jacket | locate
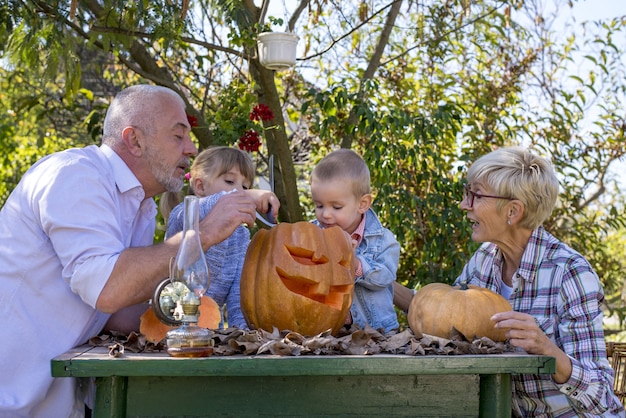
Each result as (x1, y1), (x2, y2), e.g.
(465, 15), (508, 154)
(314, 208), (400, 332)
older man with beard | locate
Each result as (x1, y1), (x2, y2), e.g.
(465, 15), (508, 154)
(0, 85), (279, 417)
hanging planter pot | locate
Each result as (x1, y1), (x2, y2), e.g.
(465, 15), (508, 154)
(257, 32), (299, 71)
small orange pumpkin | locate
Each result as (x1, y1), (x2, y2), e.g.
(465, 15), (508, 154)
(240, 222), (356, 336)
(140, 295), (221, 343)
(408, 282), (512, 342)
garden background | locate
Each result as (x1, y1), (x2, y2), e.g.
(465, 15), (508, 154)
(1, 0), (625, 338)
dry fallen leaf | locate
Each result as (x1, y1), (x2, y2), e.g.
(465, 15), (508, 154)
(90, 325), (514, 356)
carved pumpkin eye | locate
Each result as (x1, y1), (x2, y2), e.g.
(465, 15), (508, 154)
(284, 244), (329, 265)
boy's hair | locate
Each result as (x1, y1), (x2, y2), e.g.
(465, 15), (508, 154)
(311, 149), (370, 197)
(159, 146), (255, 221)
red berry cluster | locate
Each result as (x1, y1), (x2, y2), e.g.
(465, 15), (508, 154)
(238, 129), (261, 152)
(187, 114), (198, 127)
(249, 103), (274, 122)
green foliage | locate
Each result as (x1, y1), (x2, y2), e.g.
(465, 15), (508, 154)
(368, 103), (478, 286)
(210, 81), (258, 146)
(301, 81), (478, 286)
(1, 0), (625, 326)
(0, 64), (106, 205)
(296, 1), (626, 328)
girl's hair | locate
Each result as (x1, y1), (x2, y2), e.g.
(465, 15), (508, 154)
(159, 146), (255, 221)
(310, 149), (371, 198)
(466, 146), (559, 229)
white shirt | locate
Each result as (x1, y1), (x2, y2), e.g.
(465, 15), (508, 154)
(0, 144), (156, 417)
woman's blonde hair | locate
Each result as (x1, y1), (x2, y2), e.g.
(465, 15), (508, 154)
(160, 146), (255, 221)
(466, 146), (559, 229)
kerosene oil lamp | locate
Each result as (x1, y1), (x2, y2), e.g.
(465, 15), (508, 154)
(152, 195), (213, 357)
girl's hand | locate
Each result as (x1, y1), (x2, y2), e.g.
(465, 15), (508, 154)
(246, 189), (280, 219)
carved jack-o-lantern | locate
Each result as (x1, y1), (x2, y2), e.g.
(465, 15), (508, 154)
(240, 221), (356, 336)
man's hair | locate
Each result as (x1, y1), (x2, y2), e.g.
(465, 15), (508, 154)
(311, 149), (371, 197)
(102, 85), (185, 146)
(466, 146), (559, 229)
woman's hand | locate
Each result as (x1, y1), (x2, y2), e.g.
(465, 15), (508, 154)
(492, 310), (572, 383)
(491, 310), (550, 354)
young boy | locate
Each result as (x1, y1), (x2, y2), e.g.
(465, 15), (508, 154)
(310, 149), (400, 333)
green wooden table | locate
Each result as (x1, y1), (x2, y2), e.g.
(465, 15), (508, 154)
(51, 345), (555, 417)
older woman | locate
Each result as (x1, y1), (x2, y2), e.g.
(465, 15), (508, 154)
(396, 146), (624, 417)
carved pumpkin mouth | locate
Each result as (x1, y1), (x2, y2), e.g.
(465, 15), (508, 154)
(276, 271), (351, 311)
(275, 244), (352, 310)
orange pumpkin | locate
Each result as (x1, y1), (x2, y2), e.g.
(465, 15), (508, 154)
(140, 295), (221, 343)
(408, 282), (512, 342)
(240, 221), (356, 336)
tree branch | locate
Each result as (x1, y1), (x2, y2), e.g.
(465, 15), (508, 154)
(288, 0), (310, 32)
(341, 0), (402, 149)
(301, 1), (396, 60)
(89, 26), (248, 59)
(79, 0), (213, 147)
(380, 2), (506, 67)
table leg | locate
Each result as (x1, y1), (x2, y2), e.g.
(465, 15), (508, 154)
(479, 373), (511, 417)
(94, 376), (127, 418)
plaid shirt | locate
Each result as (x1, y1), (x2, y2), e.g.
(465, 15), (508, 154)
(455, 226), (625, 417)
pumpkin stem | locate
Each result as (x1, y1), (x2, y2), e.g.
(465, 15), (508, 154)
(459, 280), (469, 290)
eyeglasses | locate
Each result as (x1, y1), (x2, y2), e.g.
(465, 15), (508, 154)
(462, 184), (515, 208)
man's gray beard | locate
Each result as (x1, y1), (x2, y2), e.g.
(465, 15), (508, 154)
(144, 143), (185, 192)
(163, 176), (184, 193)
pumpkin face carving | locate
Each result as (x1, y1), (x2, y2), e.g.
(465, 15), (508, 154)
(240, 222), (356, 336)
(408, 282), (512, 342)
